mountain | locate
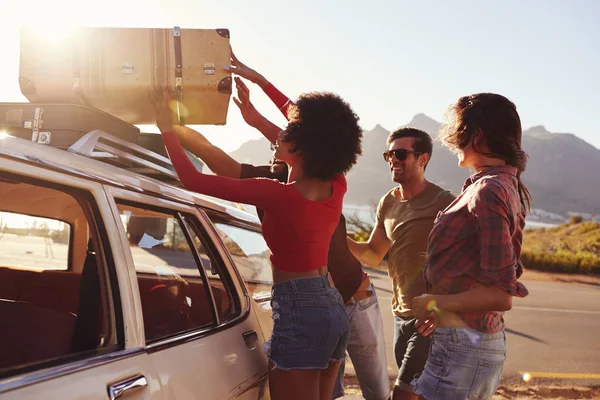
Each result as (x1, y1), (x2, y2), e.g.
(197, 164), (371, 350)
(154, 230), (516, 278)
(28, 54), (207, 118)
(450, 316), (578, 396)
(229, 116), (600, 215)
(228, 137), (274, 166)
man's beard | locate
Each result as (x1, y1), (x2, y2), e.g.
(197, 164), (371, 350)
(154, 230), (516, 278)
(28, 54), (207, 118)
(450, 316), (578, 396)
(392, 169), (416, 184)
(392, 170), (406, 184)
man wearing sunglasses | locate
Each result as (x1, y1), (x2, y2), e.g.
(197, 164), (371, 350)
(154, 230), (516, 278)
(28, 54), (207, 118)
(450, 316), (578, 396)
(347, 128), (455, 400)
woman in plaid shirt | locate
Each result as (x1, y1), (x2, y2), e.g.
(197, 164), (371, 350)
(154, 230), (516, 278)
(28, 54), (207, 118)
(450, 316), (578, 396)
(411, 93), (531, 400)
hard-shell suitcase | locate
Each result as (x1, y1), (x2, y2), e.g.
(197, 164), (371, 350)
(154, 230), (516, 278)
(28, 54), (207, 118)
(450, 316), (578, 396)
(0, 102), (140, 148)
(19, 26), (232, 126)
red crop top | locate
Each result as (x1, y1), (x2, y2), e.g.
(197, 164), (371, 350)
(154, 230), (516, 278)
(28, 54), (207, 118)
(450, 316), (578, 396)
(162, 131), (346, 272)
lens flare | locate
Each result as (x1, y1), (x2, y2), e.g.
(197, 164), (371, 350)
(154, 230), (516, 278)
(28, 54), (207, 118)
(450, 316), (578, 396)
(426, 299), (439, 313)
(168, 99), (190, 120)
(0, 131), (10, 140)
(464, 329), (481, 345)
(24, 25), (78, 45)
(522, 372), (533, 383)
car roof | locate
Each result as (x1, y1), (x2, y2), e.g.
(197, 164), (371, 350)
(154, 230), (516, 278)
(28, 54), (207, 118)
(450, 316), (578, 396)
(0, 135), (261, 225)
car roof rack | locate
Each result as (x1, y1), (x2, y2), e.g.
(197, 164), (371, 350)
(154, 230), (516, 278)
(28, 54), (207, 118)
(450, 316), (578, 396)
(68, 129), (204, 185)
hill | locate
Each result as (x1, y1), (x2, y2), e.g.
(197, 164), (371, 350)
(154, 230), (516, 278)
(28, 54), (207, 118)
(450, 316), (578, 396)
(229, 114), (600, 216)
(521, 221), (600, 273)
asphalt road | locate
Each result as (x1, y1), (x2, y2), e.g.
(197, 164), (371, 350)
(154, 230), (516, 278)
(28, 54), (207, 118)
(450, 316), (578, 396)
(347, 268), (600, 388)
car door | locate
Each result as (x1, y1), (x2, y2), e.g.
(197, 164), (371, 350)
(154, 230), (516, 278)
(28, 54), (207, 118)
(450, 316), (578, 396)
(104, 186), (268, 400)
(0, 158), (162, 400)
(202, 213), (274, 344)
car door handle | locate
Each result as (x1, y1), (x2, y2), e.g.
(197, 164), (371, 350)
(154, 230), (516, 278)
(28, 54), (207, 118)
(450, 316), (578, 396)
(107, 374), (148, 400)
(243, 330), (259, 351)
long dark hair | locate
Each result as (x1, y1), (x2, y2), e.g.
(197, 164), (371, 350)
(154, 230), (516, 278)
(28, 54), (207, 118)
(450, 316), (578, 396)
(439, 93), (532, 211)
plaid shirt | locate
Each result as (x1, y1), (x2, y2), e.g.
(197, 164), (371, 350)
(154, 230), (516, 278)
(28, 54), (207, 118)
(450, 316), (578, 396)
(425, 166), (529, 333)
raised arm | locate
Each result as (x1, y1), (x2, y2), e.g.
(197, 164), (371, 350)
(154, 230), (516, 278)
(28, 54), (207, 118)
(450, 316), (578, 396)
(161, 131), (287, 209)
(228, 48), (294, 117)
(233, 77), (282, 145)
(262, 81), (292, 118)
(170, 125), (242, 178)
(149, 89), (242, 178)
(148, 89), (287, 208)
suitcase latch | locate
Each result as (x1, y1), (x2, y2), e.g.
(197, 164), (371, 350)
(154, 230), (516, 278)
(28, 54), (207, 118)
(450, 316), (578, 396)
(36, 131), (52, 145)
(24, 107), (51, 144)
(204, 63), (215, 75)
(121, 63), (135, 74)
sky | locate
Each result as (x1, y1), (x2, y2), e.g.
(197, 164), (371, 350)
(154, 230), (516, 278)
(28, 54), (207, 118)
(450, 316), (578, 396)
(0, 0), (599, 152)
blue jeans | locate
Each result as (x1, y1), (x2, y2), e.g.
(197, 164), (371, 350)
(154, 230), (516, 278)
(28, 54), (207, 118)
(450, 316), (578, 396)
(393, 315), (430, 392)
(412, 328), (506, 400)
(333, 282), (390, 400)
(267, 274), (350, 370)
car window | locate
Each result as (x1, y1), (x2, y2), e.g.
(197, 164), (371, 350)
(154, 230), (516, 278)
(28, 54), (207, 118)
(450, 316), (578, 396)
(0, 175), (118, 376)
(0, 211), (70, 271)
(116, 203), (217, 342)
(181, 215), (238, 323)
(209, 218), (272, 301)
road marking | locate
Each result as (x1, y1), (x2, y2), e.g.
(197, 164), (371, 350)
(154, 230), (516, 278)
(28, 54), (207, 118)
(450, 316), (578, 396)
(519, 371), (600, 380)
(513, 306), (600, 315)
(373, 300), (600, 314)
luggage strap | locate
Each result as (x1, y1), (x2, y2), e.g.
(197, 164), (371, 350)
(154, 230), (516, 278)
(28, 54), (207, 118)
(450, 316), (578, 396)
(173, 26), (185, 125)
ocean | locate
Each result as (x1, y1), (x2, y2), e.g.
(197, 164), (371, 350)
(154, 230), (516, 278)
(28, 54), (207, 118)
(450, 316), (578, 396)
(343, 204), (558, 230)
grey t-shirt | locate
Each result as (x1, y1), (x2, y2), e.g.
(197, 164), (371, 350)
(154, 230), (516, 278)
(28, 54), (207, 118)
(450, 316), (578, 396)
(376, 182), (455, 317)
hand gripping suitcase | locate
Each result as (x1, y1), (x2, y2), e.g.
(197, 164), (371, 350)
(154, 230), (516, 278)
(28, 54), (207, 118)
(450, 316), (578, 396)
(0, 102), (139, 149)
(19, 26), (232, 126)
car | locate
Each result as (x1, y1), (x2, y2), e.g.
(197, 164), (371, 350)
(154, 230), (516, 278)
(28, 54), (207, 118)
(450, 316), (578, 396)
(0, 129), (274, 399)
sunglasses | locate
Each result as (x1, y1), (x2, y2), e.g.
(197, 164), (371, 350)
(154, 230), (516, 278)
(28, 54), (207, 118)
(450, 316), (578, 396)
(383, 149), (422, 162)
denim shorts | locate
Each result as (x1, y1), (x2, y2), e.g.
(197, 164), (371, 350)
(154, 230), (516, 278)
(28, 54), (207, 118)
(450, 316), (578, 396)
(266, 274), (350, 370)
(411, 328), (506, 400)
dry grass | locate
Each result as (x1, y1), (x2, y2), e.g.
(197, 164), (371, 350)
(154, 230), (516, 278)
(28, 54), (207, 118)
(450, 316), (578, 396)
(365, 222), (600, 276)
(521, 222), (600, 274)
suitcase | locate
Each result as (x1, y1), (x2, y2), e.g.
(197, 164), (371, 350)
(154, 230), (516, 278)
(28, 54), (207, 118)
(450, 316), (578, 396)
(0, 102), (140, 149)
(19, 26), (232, 126)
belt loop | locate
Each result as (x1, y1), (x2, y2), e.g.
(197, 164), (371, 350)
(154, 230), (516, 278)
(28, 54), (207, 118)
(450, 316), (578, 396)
(290, 279), (298, 293)
(451, 329), (458, 343)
